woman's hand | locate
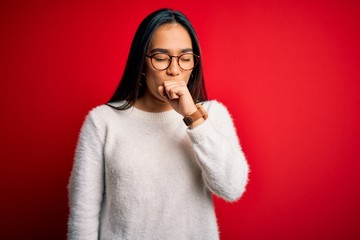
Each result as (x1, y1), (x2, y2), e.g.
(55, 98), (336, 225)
(158, 80), (197, 117)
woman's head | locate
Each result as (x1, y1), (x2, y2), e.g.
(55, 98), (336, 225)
(108, 8), (207, 108)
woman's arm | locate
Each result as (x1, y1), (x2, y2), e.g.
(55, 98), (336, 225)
(68, 112), (105, 240)
(187, 101), (249, 202)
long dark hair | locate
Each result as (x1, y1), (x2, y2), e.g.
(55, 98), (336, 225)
(107, 8), (207, 109)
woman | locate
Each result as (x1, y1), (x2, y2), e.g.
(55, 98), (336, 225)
(68, 8), (249, 240)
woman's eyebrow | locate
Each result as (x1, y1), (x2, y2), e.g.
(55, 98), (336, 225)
(149, 48), (194, 54)
(180, 48), (194, 53)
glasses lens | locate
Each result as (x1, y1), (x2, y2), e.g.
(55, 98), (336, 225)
(151, 54), (171, 70)
(179, 53), (196, 70)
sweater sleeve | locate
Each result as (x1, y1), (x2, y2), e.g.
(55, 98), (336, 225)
(68, 111), (105, 240)
(187, 101), (249, 202)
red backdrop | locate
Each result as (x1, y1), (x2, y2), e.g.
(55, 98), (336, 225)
(1, 0), (360, 239)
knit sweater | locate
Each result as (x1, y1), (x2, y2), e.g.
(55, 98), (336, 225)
(68, 100), (249, 240)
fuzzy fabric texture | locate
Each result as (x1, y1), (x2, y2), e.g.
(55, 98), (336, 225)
(68, 100), (249, 240)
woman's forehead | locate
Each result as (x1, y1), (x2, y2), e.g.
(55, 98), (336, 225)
(149, 23), (192, 52)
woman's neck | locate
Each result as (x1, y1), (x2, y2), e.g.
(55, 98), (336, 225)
(134, 94), (172, 113)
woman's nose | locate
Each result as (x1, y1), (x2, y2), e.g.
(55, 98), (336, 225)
(166, 58), (181, 76)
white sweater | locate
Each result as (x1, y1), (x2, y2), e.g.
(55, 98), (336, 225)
(68, 100), (249, 240)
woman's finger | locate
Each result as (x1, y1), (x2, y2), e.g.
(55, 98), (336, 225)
(169, 89), (180, 99)
(158, 86), (170, 101)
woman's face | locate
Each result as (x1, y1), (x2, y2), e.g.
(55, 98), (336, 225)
(143, 23), (193, 105)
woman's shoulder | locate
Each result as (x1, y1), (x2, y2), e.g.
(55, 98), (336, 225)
(85, 101), (127, 125)
(198, 100), (235, 125)
(199, 99), (229, 113)
(90, 100), (126, 114)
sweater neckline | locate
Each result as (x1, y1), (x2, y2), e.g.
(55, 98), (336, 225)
(126, 106), (180, 122)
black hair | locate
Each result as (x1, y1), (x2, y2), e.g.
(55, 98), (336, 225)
(107, 8), (207, 109)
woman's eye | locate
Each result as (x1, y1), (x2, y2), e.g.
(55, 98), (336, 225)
(180, 56), (193, 62)
(154, 57), (168, 62)
(153, 54), (169, 62)
(180, 58), (191, 62)
(180, 54), (194, 62)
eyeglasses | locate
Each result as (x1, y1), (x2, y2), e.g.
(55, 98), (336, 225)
(146, 53), (200, 71)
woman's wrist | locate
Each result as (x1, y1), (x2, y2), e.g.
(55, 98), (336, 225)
(183, 103), (208, 128)
(189, 117), (205, 129)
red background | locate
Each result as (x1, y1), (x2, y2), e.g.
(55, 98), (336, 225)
(1, 0), (360, 239)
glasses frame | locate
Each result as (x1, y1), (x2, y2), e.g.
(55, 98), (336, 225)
(145, 53), (200, 71)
